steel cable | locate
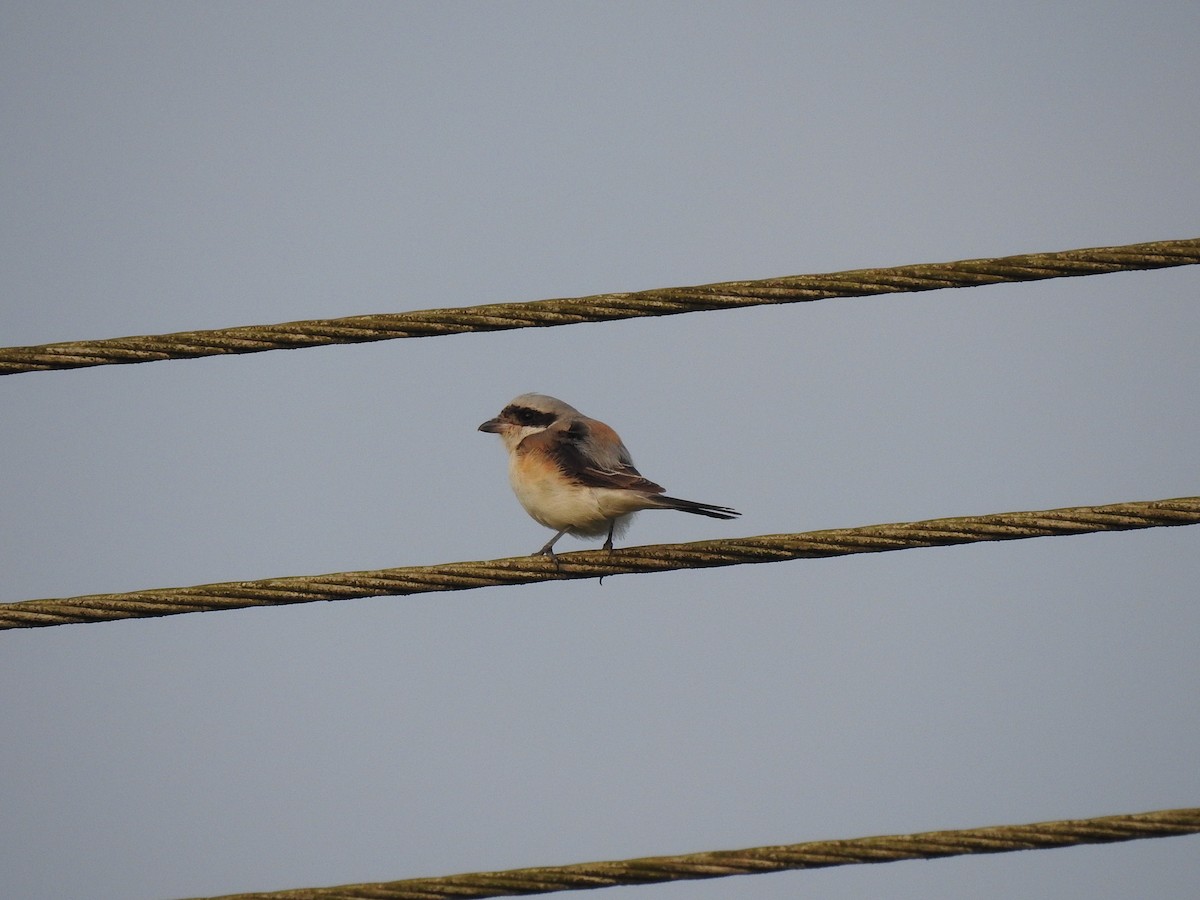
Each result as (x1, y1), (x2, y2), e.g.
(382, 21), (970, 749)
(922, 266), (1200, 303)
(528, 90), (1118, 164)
(180, 806), (1200, 900)
(3, 495), (1196, 630)
(2, 237), (1196, 375)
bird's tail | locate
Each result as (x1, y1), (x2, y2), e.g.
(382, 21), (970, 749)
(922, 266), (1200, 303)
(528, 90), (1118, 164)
(656, 496), (740, 520)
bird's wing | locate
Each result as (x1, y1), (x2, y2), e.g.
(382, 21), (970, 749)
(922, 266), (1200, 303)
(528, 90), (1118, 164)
(521, 419), (665, 494)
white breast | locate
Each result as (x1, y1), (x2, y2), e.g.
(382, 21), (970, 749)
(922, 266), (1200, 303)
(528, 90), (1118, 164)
(508, 456), (655, 538)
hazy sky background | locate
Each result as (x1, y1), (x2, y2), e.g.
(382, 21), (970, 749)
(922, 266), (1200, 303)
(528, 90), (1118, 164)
(2, 4), (1198, 899)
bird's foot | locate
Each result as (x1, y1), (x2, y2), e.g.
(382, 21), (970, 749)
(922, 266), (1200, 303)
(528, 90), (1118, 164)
(533, 543), (561, 571)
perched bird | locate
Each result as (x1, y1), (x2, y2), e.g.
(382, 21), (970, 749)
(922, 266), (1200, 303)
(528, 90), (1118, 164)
(478, 393), (740, 557)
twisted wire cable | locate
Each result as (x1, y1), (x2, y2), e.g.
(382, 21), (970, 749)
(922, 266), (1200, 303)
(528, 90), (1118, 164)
(2, 237), (1197, 375)
(181, 806), (1200, 900)
(3, 495), (1196, 630)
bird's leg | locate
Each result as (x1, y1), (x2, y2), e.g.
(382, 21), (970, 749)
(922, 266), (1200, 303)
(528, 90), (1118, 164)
(534, 529), (568, 568)
(602, 520), (616, 552)
(535, 530), (567, 556)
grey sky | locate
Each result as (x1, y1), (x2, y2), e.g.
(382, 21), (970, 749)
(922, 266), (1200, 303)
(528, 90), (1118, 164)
(2, 3), (1198, 899)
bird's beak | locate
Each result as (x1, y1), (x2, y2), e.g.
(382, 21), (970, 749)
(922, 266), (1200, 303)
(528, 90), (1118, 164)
(478, 417), (504, 433)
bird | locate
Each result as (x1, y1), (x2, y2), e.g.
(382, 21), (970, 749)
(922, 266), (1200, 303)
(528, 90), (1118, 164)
(478, 393), (740, 558)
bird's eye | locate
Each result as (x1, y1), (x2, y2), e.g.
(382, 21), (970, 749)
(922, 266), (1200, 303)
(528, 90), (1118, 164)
(504, 405), (554, 428)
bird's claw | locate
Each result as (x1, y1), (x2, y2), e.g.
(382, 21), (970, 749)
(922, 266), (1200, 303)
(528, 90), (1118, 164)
(533, 545), (561, 571)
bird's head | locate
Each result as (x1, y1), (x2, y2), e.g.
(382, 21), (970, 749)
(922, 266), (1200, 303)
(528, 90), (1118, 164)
(478, 393), (582, 452)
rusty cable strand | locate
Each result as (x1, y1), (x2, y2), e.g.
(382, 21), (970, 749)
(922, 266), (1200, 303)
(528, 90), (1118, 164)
(2, 495), (1197, 630)
(2, 237), (1197, 375)
(180, 806), (1200, 900)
